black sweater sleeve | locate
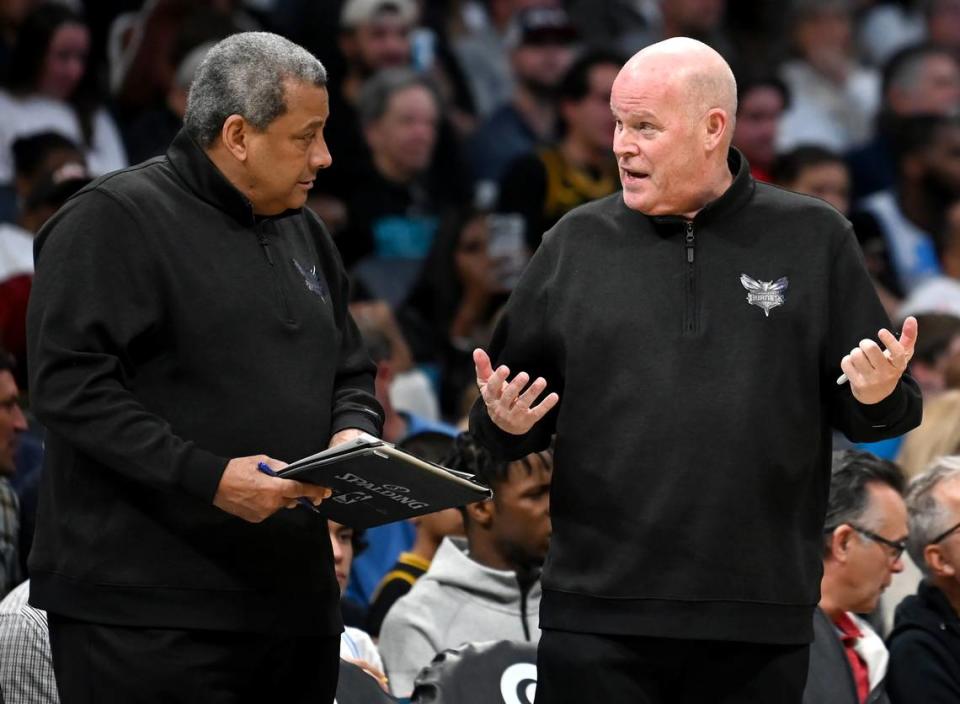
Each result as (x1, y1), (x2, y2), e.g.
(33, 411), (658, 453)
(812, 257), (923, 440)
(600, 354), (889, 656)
(469, 230), (562, 460)
(27, 189), (229, 502)
(824, 223), (922, 442)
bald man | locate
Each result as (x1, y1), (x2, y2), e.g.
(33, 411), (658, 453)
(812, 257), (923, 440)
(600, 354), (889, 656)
(468, 38), (922, 703)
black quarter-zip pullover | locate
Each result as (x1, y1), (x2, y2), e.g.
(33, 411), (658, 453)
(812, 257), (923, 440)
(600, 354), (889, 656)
(26, 130), (384, 634)
(471, 149), (922, 644)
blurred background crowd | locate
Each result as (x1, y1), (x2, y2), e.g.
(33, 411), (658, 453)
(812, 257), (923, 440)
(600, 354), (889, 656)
(3, 0), (960, 701)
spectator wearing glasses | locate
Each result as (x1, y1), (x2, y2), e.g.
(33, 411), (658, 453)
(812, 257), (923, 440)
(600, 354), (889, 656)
(802, 449), (907, 704)
(886, 456), (960, 703)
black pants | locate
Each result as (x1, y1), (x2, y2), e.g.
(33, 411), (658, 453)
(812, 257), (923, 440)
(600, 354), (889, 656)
(534, 629), (810, 704)
(47, 613), (341, 704)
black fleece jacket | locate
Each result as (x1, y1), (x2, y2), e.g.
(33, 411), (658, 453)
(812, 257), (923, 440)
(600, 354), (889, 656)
(26, 130), (383, 634)
(887, 580), (960, 703)
(470, 149), (922, 644)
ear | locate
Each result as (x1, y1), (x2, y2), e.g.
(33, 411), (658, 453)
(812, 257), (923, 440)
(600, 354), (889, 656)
(704, 108), (729, 151)
(466, 498), (494, 529)
(221, 114), (250, 162)
(925, 544), (956, 577)
(560, 99), (577, 127)
(829, 525), (855, 564)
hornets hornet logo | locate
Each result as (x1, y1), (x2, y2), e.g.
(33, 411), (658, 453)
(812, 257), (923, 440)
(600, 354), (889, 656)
(740, 274), (788, 317)
(292, 258), (326, 300)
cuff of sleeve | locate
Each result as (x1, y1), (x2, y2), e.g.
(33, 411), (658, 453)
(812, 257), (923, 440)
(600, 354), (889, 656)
(856, 383), (909, 426)
(331, 409), (382, 438)
(178, 445), (230, 504)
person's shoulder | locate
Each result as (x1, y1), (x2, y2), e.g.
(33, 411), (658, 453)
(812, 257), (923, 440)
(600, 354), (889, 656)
(752, 181), (851, 238)
(541, 191), (627, 241)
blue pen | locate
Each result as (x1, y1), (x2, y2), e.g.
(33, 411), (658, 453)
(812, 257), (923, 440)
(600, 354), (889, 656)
(257, 462), (323, 514)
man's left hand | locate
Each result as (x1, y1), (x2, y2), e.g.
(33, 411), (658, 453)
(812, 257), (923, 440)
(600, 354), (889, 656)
(328, 428), (366, 449)
(841, 316), (918, 405)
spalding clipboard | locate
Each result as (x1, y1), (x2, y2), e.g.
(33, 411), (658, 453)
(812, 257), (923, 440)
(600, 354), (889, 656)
(276, 433), (492, 528)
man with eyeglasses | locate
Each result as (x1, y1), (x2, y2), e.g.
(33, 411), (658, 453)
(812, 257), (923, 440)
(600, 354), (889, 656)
(803, 450), (907, 704)
(886, 456), (960, 703)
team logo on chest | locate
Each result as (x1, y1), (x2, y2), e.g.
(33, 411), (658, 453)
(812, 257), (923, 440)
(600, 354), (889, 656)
(292, 258), (326, 300)
(740, 274), (788, 317)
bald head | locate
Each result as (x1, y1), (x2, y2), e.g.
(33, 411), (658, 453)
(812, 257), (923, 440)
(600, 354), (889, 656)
(620, 38), (737, 125)
(611, 37), (738, 216)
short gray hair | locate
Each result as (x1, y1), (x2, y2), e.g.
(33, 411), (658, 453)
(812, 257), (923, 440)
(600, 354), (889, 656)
(906, 455), (960, 575)
(824, 450), (906, 553)
(184, 32), (327, 147)
(357, 68), (439, 127)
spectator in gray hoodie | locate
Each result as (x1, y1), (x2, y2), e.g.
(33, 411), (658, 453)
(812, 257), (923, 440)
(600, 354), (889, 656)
(378, 432), (552, 697)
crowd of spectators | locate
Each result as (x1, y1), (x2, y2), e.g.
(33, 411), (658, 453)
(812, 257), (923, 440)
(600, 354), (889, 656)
(4, 0), (960, 701)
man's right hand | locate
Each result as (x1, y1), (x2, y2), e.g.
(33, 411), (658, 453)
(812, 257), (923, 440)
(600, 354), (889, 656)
(474, 348), (559, 435)
(213, 455), (332, 523)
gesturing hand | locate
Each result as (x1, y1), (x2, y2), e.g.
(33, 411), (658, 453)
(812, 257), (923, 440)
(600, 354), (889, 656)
(840, 316), (919, 406)
(474, 348), (559, 435)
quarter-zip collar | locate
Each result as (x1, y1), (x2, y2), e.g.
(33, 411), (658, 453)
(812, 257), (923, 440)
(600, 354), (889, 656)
(646, 147), (755, 234)
(166, 129), (304, 228)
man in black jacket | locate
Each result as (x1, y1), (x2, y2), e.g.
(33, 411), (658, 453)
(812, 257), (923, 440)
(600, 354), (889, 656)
(887, 456), (960, 702)
(26, 32), (383, 704)
(803, 450), (906, 704)
(470, 37), (922, 703)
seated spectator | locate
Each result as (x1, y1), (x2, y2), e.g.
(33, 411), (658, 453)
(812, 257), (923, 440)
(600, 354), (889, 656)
(777, 0), (880, 153)
(409, 639), (538, 703)
(850, 115), (960, 300)
(887, 456), (960, 703)
(121, 41), (212, 165)
(329, 518), (388, 690)
(343, 69), (468, 305)
(106, 0), (257, 113)
(467, 6), (577, 200)
(0, 161), (89, 390)
(732, 75), (789, 183)
(0, 4), (126, 185)
(497, 49), (622, 251)
(802, 449), (907, 704)
(10, 131), (84, 215)
(0, 580), (55, 703)
(772, 145), (851, 215)
(848, 44), (960, 201)
(399, 210), (510, 419)
(313, 0), (474, 236)
(0, 349), (26, 599)
(367, 430), (463, 637)
(379, 432), (552, 697)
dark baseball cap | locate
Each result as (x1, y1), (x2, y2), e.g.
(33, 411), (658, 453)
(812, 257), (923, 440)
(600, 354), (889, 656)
(504, 6), (578, 49)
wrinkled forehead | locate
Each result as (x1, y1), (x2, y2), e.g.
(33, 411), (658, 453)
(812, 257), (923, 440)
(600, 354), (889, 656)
(611, 64), (686, 115)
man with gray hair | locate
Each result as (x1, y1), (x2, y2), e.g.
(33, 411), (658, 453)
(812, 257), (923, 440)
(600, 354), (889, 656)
(26, 31), (383, 703)
(802, 449), (907, 704)
(886, 456), (960, 702)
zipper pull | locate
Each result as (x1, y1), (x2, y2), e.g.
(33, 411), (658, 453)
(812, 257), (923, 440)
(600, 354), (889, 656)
(685, 222), (695, 263)
(257, 231), (274, 266)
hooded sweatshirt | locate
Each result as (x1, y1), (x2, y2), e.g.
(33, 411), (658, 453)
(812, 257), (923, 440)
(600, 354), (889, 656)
(470, 148), (922, 645)
(378, 536), (541, 697)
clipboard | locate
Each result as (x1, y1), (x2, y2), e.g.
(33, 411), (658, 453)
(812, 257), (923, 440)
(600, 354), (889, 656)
(275, 433), (492, 528)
